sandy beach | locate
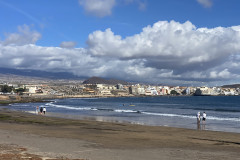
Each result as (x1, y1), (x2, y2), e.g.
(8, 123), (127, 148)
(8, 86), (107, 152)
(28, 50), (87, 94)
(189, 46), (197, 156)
(0, 109), (240, 160)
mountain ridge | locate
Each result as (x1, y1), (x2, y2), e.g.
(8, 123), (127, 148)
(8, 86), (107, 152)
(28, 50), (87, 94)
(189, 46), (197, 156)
(83, 76), (129, 85)
(0, 67), (85, 80)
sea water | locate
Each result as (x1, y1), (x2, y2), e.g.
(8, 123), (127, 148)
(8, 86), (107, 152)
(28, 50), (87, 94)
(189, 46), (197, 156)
(2, 96), (240, 133)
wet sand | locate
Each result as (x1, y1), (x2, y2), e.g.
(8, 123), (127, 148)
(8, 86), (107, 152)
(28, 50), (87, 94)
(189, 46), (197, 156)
(0, 109), (240, 160)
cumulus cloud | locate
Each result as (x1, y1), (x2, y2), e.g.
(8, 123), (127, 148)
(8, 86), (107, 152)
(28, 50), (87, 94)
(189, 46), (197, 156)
(86, 20), (240, 83)
(1, 21), (240, 85)
(87, 20), (240, 61)
(1, 24), (41, 46)
(79, 0), (116, 17)
(0, 44), (152, 82)
(79, 0), (146, 17)
(60, 41), (77, 48)
(0, 44), (92, 73)
(197, 0), (213, 8)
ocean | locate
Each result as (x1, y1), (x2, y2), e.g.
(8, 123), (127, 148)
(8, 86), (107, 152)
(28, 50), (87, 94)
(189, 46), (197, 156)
(2, 96), (240, 133)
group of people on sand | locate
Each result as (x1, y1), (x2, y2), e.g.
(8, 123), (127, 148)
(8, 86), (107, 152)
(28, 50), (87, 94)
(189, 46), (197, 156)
(35, 106), (46, 115)
(196, 111), (206, 130)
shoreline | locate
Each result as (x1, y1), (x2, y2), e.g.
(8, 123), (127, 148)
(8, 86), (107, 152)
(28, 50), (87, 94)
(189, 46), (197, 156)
(2, 96), (240, 134)
(28, 110), (240, 134)
(0, 109), (240, 159)
(0, 94), (134, 105)
(0, 93), (233, 105)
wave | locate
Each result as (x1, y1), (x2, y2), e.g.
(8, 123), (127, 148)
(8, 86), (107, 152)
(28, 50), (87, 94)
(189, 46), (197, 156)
(141, 112), (196, 119)
(141, 111), (240, 122)
(206, 116), (240, 122)
(46, 103), (141, 113)
(45, 103), (98, 111)
(115, 109), (141, 113)
(46, 103), (240, 122)
(10, 104), (31, 107)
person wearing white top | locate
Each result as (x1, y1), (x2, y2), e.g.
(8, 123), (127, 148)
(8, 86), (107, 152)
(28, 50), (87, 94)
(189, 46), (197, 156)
(43, 107), (46, 115)
(202, 112), (206, 125)
(196, 112), (201, 130)
(36, 106), (39, 115)
(196, 112), (201, 123)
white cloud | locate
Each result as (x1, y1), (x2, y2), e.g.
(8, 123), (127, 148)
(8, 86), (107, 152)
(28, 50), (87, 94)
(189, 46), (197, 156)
(79, 0), (116, 17)
(0, 44), (153, 82)
(60, 41), (77, 48)
(86, 20), (240, 83)
(2, 24), (41, 46)
(79, 0), (146, 17)
(2, 21), (240, 86)
(197, 0), (213, 8)
(87, 21), (240, 67)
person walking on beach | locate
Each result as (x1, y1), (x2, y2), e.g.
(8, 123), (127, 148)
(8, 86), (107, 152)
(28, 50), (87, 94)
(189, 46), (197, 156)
(40, 107), (43, 115)
(196, 112), (201, 130)
(43, 107), (46, 115)
(202, 112), (206, 123)
(36, 106), (39, 115)
(196, 112), (201, 123)
(202, 112), (206, 130)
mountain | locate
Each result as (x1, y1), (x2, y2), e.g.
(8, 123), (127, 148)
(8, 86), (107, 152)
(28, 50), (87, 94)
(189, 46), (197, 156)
(83, 77), (129, 85)
(0, 67), (84, 80)
(0, 68), (129, 84)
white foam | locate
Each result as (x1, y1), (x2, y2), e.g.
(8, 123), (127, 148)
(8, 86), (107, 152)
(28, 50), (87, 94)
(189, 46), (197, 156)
(45, 103), (97, 111)
(141, 112), (240, 122)
(206, 116), (240, 122)
(45, 103), (240, 122)
(114, 109), (138, 113)
(142, 112), (195, 119)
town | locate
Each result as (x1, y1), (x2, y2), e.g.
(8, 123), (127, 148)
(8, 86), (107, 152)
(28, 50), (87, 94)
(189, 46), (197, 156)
(1, 76), (240, 103)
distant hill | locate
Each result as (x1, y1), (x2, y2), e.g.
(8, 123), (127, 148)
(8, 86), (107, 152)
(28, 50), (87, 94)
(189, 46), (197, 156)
(0, 68), (129, 84)
(83, 76), (129, 85)
(222, 84), (240, 88)
(0, 67), (84, 80)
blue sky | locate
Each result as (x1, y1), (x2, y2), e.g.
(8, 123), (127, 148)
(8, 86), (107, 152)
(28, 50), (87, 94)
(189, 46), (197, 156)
(1, 0), (240, 47)
(1, 0), (240, 86)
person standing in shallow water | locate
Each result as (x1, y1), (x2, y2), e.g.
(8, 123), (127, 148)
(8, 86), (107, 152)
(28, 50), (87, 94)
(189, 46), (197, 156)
(202, 112), (206, 123)
(196, 112), (201, 130)
(36, 106), (39, 115)
(202, 112), (206, 130)
(196, 112), (201, 123)
(40, 107), (43, 115)
(43, 107), (46, 115)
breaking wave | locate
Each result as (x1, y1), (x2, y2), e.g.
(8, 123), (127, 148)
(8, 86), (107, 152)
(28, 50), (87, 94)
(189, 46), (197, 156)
(45, 103), (240, 122)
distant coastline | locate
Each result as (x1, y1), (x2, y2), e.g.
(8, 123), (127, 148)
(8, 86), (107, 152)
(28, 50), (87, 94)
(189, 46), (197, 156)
(0, 93), (237, 105)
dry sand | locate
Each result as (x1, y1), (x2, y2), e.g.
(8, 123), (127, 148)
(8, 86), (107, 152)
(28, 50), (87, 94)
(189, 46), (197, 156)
(0, 109), (240, 160)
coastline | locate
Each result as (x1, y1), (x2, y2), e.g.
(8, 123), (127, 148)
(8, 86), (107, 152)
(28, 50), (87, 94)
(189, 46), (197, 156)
(0, 94), (134, 105)
(0, 109), (240, 160)
(3, 95), (240, 134)
(0, 93), (236, 106)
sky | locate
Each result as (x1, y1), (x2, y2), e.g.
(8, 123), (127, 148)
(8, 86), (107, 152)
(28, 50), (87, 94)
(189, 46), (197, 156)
(1, 0), (240, 86)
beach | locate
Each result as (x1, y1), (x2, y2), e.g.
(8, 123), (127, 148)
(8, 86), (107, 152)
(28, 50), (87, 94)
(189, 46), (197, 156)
(0, 109), (240, 160)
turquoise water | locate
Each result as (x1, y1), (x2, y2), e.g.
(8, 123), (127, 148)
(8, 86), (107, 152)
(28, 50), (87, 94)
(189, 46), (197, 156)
(3, 96), (240, 133)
